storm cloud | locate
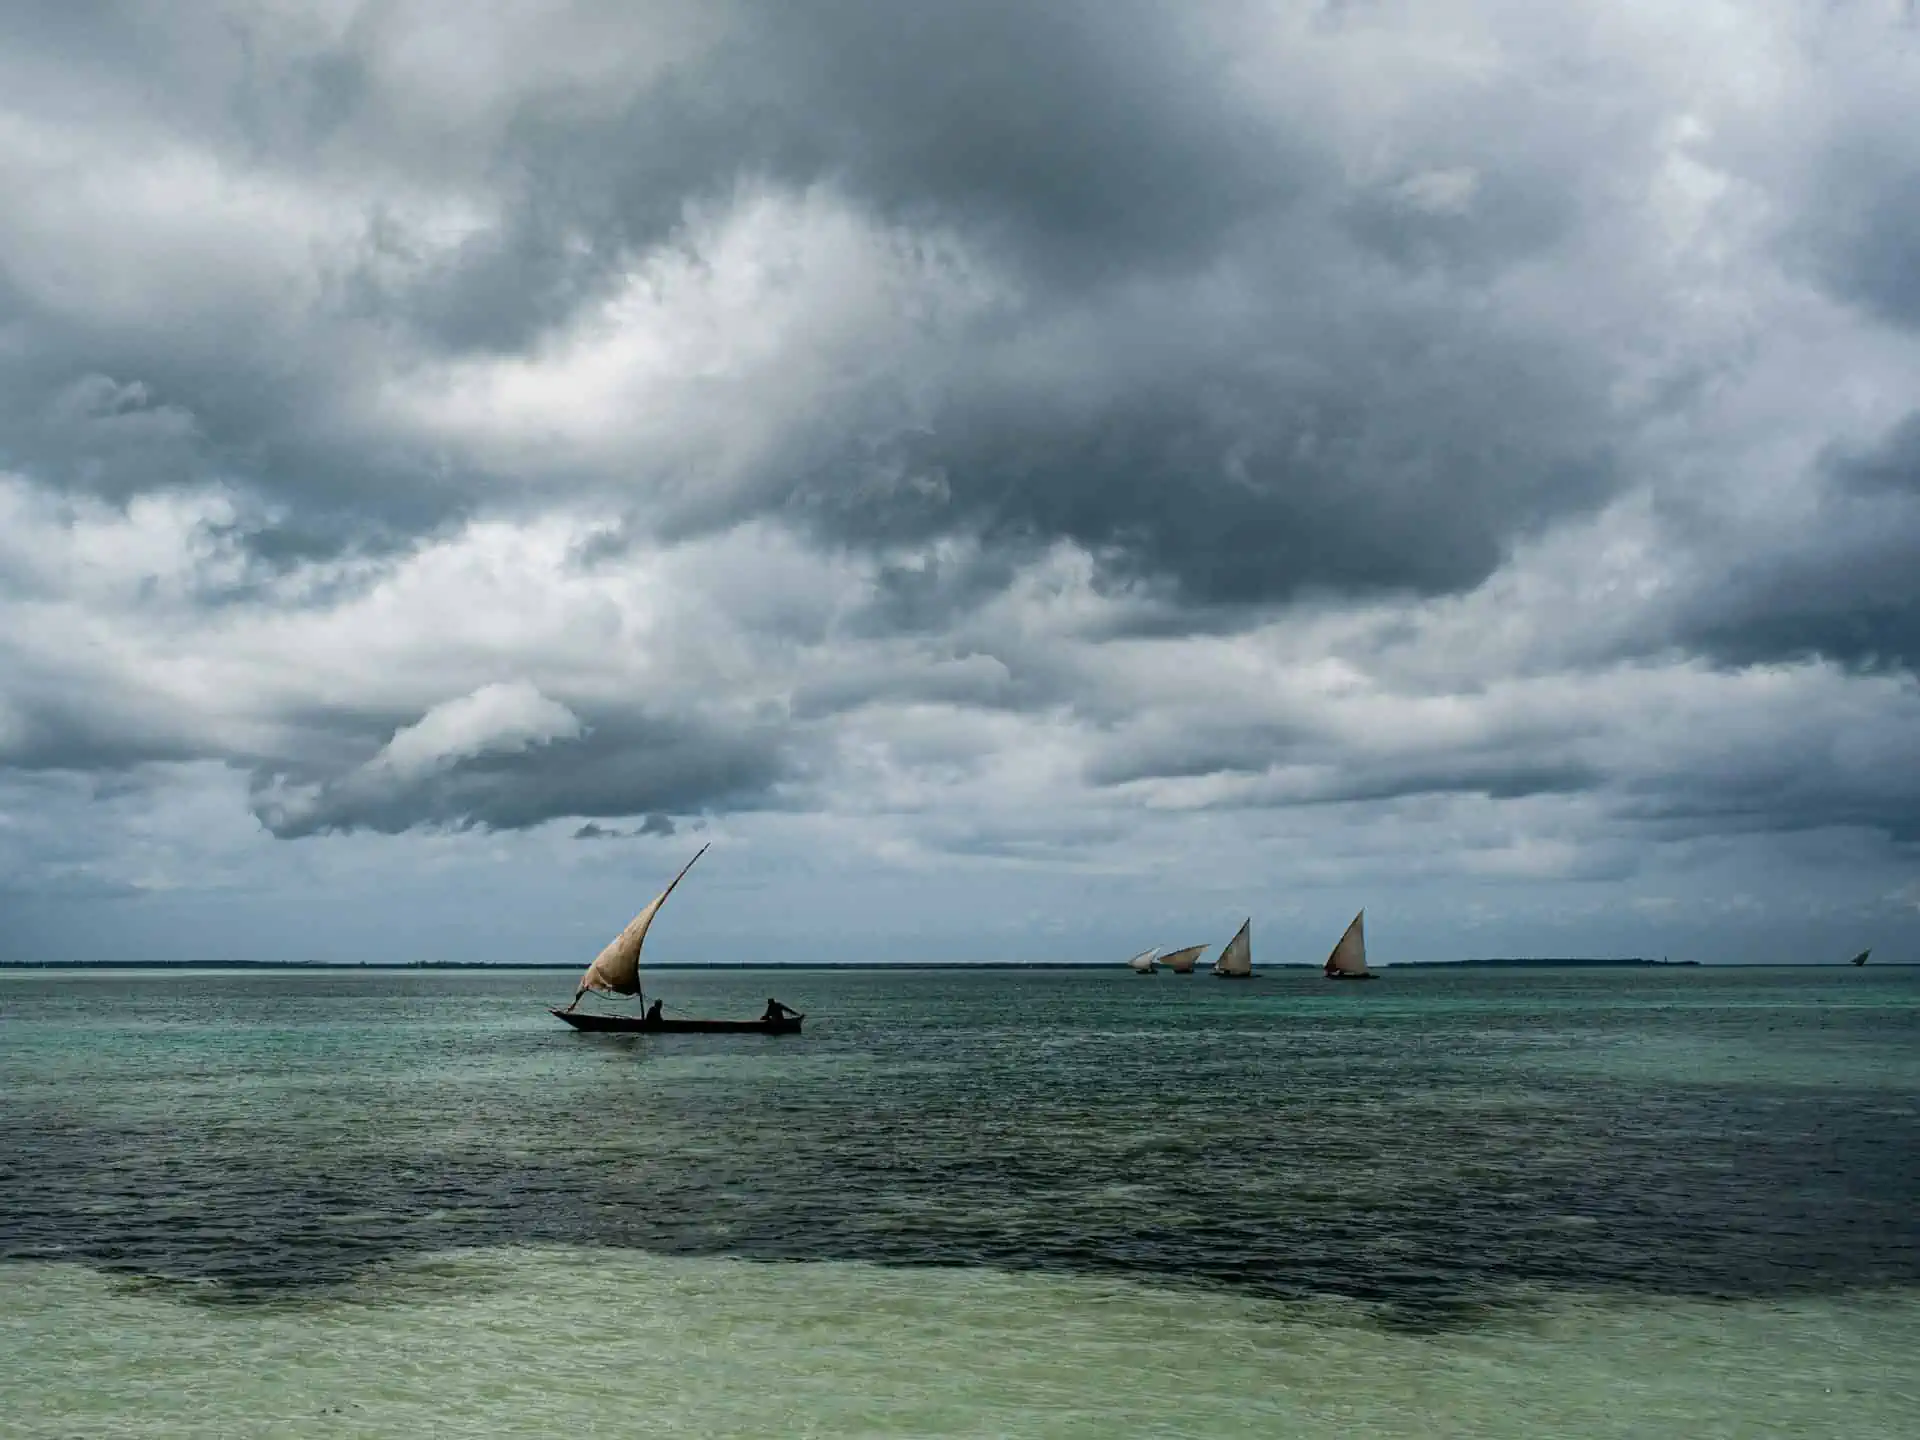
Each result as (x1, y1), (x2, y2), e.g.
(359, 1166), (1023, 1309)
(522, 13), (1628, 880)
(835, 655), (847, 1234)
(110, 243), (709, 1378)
(3, 1), (1920, 962)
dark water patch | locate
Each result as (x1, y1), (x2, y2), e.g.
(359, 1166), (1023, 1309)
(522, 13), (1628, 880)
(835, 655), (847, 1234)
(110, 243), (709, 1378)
(2, 967), (1917, 1330)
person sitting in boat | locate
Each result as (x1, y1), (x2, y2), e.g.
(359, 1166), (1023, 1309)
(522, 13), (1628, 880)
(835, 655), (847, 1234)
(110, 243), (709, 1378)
(761, 997), (797, 1022)
(644, 999), (664, 1023)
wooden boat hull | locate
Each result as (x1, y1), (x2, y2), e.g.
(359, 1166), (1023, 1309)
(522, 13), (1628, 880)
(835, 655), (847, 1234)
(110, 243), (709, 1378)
(1325, 972), (1376, 981)
(550, 1008), (803, 1034)
(1211, 972), (1254, 979)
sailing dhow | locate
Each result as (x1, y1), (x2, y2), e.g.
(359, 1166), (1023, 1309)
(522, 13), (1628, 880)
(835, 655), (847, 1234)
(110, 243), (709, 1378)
(1127, 948), (1161, 974)
(1212, 920), (1252, 979)
(550, 844), (804, 1034)
(1851, 948), (1871, 967)
(1324, 910), (1374, 980)
(1159, 945), (1207, 975)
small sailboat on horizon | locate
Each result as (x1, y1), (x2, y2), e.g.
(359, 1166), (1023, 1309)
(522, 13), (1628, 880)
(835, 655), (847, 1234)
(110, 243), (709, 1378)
(1127, 948), (1161, 974)
(550, 844), (804, 1035)
(1324, 910), (1374, 980)
(1159, 944), (1207, 975)
(1851, 948), (1871, 967)
(1212, 920), (1253, 979)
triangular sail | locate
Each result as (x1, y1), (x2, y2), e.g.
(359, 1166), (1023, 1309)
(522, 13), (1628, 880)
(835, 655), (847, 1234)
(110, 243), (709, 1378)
(1126, 948), (1160, 973)
(1325, 910), (1368, 976)
(1850, 948), (1870, 967)
(575, 843), (709, 999)
(1213, 920), (1251, 976)
(1159, 945), (1206, 974)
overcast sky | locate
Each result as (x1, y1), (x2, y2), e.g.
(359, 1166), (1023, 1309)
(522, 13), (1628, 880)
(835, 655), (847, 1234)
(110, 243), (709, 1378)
(4, 1), (1919, 966)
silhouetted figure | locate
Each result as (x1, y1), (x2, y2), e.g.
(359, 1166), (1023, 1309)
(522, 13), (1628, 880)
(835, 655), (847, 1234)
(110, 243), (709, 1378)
(762, 997), (797, 1022)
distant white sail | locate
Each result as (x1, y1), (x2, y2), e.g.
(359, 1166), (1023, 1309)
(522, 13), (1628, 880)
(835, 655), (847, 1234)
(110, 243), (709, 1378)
(1159, 945), (1206, 974)
(1126, 948), (1160, 973)
(575, 844), (709, 998)
(1324, 910), (1369, 977)
(1212, 920), (1251, 977)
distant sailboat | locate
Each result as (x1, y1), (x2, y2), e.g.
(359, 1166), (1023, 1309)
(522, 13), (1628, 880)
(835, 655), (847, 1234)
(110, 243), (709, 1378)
(1851, 948), (1871, 967)
(1159, 945), (1207, 975)
(550, 845), (803, 1034)
(1324, 910), (1373, 980)
(1127, 948), (1161, 974)
(1212, 920), (1252, 979)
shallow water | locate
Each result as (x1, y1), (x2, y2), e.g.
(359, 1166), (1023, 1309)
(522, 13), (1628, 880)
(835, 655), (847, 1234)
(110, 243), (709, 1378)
(6, 1250), (1917, 1438)
(4, 965), (1917, 1434)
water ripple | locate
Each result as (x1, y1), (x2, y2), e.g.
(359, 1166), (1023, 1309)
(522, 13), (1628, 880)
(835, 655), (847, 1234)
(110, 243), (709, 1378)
(3, 966), (1917, 1327)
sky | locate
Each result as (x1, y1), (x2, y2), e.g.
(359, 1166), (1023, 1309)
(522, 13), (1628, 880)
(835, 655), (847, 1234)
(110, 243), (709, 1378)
(3, 0), (1919, 966)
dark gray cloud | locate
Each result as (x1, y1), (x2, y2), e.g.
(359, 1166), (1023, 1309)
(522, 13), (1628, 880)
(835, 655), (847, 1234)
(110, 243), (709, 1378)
(0, 695), (210, 775)
(782, 310), (1617, 605)
(463, 0), (1628, 605)
(1799, 130), (1920, 332)
(3, 0), (1920, 893)
(1616, 733), (1920, 849)
(252, 712), (784, 839)
(0, 0), (1629, 609)
(341, 0), (1304, 353)
(573, 814), (676, 840)
(1090, 742), (1601, 811)
(733, 0), (1299, 278)
(1680, 412), (1920, 675)
(1838, 411), (1920, 498)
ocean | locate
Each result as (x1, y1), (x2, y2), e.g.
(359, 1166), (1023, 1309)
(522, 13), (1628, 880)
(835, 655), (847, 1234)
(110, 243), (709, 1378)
(4, 964), (1916, 1436)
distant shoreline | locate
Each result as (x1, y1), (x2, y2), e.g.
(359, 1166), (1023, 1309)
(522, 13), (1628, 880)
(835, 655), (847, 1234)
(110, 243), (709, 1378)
(1396, 957), (1700, 968)
(2, 958), (1899, 971)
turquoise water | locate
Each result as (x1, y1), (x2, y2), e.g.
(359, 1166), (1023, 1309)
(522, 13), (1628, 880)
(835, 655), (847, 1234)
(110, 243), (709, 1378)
(4, 965), (1917, 1435)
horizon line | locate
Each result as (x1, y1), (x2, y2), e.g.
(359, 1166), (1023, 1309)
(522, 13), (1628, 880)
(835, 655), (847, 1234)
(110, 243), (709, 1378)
(2, 958), (1904, 971)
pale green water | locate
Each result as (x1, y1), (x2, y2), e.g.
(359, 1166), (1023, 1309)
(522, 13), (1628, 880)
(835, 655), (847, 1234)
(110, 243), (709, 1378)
(3, 965), (1917, 1434)
(6, 1251), (1916, 1437)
